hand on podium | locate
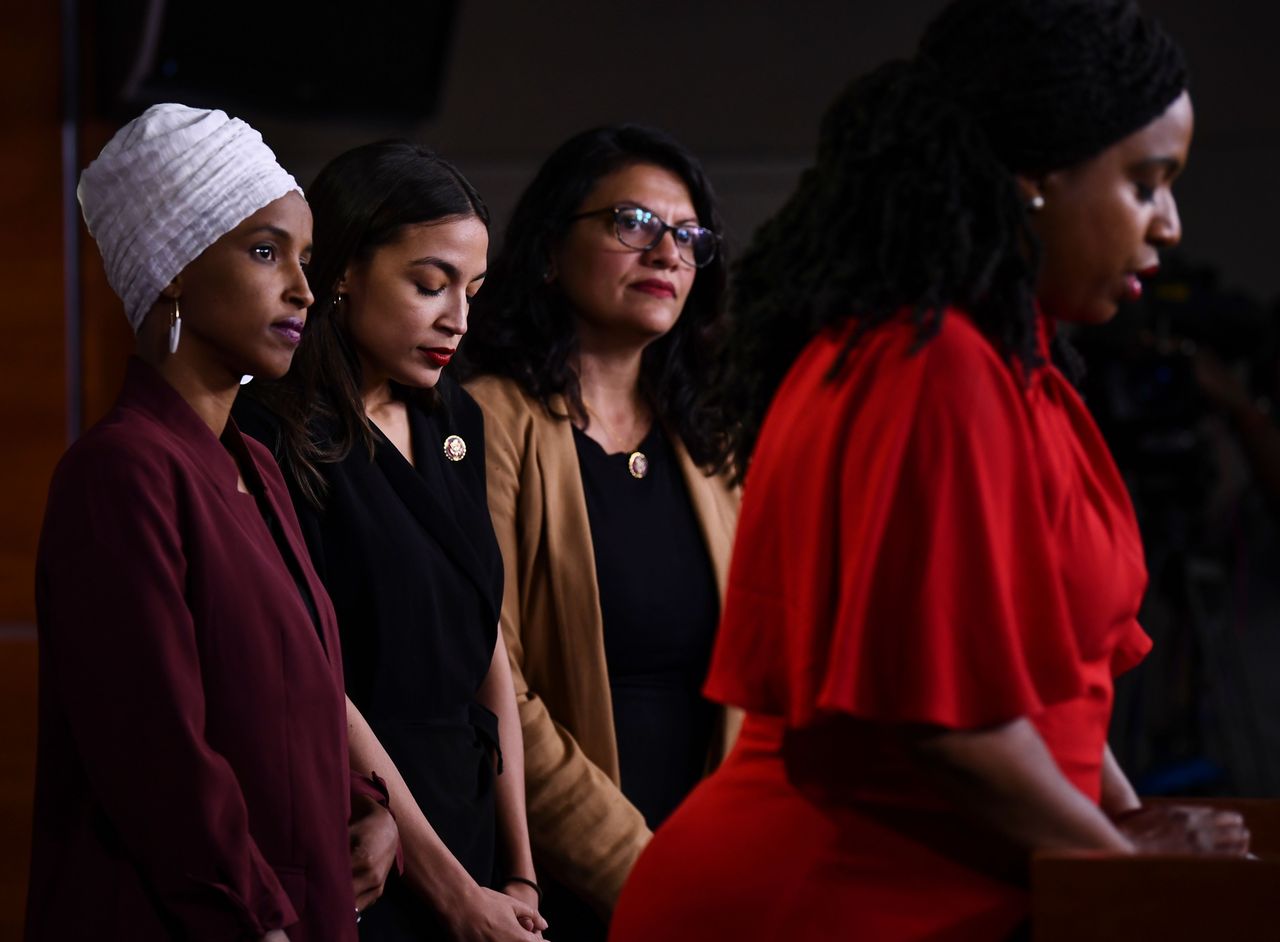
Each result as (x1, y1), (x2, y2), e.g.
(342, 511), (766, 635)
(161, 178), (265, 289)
(1113, 804), (1251, 857)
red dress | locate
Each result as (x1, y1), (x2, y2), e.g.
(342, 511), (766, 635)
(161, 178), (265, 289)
(609, 312), (1150, 940)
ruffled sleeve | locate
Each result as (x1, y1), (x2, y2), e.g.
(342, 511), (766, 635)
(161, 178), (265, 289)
(705, 315), (1089, 730)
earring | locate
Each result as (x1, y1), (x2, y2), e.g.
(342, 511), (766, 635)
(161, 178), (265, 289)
(1028, 194), (1046, 212)
(168, 298), (182, 354)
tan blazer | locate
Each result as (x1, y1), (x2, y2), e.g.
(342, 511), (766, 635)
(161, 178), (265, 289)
(465, 374), (740, 914)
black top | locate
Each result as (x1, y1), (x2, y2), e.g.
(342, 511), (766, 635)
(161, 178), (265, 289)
(235, 377), (504, 941)
(573, 424), (719, 831)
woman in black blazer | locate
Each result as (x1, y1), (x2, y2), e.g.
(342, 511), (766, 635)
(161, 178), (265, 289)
(237, 141), (544, 942)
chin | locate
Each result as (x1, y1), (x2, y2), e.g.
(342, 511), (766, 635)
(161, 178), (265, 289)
(393, 364), (445, 391)
(1082, 300), (1122, 325)
(1040, 295), (1118, 327)
(627, 315), (680, 342)
(621, 301), (682, 332)
(250, 350), (298, 381)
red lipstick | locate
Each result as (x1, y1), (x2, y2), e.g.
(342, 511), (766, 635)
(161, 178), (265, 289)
(1123, 266), (1160, 304)
(630, 279), (677, 299)
(421, 347), (454, 368)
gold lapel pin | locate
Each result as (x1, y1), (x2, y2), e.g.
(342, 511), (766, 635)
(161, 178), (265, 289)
(443, 434), (467, 462)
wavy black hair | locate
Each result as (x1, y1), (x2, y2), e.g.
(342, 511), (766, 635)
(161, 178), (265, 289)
(721, 0), (1188, 481)
(458, 125), (729, 470)
(247, 139), (488, 507)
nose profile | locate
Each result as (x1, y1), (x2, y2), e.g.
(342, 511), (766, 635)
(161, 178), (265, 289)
(289, 261), (315, 309)
(1150, 190), (1182, 248)
(440, 292), (469, 337)
(643, 229), (681, 268)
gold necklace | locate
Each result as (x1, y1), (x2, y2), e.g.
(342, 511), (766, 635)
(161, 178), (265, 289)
(581, 399), (649, 479)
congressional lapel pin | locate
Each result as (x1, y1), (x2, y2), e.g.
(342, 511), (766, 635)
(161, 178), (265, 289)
(443, 434), (467, 462)
(627, 450), (649, 479)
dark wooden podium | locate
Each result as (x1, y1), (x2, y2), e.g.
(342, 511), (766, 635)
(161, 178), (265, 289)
(1032, 799), (1280, 940)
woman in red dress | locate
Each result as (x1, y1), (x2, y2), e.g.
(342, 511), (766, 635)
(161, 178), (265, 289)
(610, 2), (1247, 939)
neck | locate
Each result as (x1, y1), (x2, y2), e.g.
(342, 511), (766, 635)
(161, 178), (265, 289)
(575, 347), (646, 421)
(137, 337), (239, 438)
(358, 357), (396, 422)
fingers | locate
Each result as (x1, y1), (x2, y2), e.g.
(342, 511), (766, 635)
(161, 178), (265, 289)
(350, 852), (384, 891)
(1168, 807), (1251, 857)
(1115, 805), (1187, 851)
(503, 921), (541, 942)
(517, 913), (551, 933)
(506, 898), (549, 933)
(474, 886), (549, 939)
(503, 885), (547, 930)
(348, 806), (397, 911)
(352, 869), (386, 911)
(1119, 804), (1254, 857)
(351, 854), (387, 910)
(1194, 811), (1250, 856)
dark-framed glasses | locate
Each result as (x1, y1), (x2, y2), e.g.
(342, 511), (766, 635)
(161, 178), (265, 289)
(569, 205), (719, 268)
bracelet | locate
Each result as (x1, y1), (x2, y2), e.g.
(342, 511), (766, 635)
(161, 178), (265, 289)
(502, 876), (543, 906)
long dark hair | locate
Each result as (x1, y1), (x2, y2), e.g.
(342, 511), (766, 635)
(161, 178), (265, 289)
(249, 139), (488, 506)
(721, 0), (1188, 481)
(458, 125), (729, 471)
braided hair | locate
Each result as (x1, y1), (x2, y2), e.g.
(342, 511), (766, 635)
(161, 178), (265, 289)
(721, 0), (1187, 481)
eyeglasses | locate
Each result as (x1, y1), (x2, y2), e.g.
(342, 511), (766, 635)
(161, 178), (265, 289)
(568, 205), (720, 269)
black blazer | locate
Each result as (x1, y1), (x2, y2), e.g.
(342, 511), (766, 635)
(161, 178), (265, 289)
(236, 376), (505, 936)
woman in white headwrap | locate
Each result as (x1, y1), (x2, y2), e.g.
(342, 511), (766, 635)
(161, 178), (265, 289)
(26, 104), (394, 942)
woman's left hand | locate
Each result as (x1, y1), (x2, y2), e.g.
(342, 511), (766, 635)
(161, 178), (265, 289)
(350, 793), (400, 911)
(502, 883), (544, 937)
(1115, 804), (1251, 857)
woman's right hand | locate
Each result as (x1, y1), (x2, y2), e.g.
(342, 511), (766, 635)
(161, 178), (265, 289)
(1115, 804), (1251, 856)
(444, 884), (547, 941)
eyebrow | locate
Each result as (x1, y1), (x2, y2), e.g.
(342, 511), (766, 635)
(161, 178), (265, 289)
(409, 256), (487, 282)
(1132, 155), (1183, 176)
(246, 225), (313, 254)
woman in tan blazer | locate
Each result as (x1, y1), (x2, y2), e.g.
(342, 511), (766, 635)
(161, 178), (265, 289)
(460, 125), (738, 941)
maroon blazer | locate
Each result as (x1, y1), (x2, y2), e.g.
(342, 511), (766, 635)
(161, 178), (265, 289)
(25, 358), (357, 941)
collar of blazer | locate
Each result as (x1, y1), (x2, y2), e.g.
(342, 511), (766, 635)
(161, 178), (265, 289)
(370, 400), (502, 627)
(122, 355), (344, 663)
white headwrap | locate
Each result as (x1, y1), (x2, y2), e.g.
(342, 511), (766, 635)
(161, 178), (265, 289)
(77, 103), (302, 331)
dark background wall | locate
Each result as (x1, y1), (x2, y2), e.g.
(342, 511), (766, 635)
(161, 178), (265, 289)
(2, 2), (1278, 937)
(1, 3), (64, 936)
(254, 1), (1280, 302)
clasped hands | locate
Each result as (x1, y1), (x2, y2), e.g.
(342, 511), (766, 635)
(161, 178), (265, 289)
(350, 792), (401, 912)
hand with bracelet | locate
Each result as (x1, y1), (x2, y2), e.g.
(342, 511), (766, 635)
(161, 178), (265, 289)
(502, 876), (544, 933)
